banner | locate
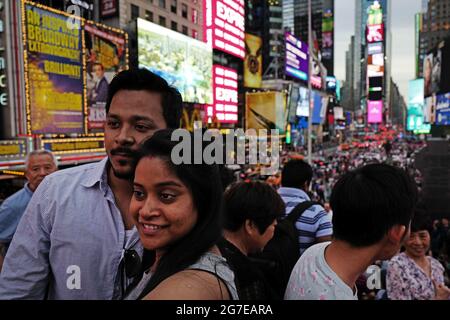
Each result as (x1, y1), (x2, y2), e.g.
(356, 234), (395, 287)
(436, 92), (450, 125)
(367, 100), (383, 124)
(246, 91), (286, 133)
(24, 3), (83, 134)
(85, 22), (127, 132)
(244, 34), (262, 88)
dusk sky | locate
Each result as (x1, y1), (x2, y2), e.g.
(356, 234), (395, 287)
(334, 0), (422, 102)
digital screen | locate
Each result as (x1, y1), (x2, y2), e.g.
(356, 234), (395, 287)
(285, 32), (308, 81)
(436, 92), (450, 125)
(368, 42), (383, 55)
(366, 24), (384, 43)
(213, 65), (238, 124)
(138, 19), (213, 105)
(367, 100), (383, 124)
(203, 0), (245, 59)
(296, 86), (310, 117)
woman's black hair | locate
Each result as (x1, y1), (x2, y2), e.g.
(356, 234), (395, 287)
(135, 129), (224, 299)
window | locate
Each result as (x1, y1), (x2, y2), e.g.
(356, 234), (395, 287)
(131, 4), (140, 20)
(182, 3), (188, 19)
(145, 10), (153, 22)
(171, 21), (178, 31)
(171, 0), (177, 13)
(182, 25), (188, 35)
(159, 16), (166, 27)
(192, 8), (198, 24)
(159, 0), (166, 9)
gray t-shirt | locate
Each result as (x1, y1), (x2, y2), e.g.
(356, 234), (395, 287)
(284, 242), (358, 300)
(125, 251), (239, 300)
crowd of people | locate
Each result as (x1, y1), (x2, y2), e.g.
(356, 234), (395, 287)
(0, 68), (449, 300)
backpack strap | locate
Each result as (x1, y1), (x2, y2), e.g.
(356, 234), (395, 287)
(285, 201), (319, 223)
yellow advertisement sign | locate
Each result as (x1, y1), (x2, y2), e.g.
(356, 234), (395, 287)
(246, 92), (287, 133)
(244, 34), (262, 88)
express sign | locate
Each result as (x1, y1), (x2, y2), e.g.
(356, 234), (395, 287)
(204, 0), (245, 59)
(213, 65), (238, 123)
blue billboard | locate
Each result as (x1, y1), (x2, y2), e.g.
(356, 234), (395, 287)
(407, 79), (425, 131)
(436, 92), (450, 125)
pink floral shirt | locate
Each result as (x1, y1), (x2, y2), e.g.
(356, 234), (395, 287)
(386, 252), (445, 300)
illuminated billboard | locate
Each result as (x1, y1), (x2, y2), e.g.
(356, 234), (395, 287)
(203, 0), (245, 59)
(138, 18), (213, 105)
(213, 65), (238, 124)
(367, 1), (383, 26)
(436, 92), (450, 125)
(367, 100), (383, 123)
(407, 79), (425, 130)
(85, 22), (127, 132)
(368, 42), (383, 55)
(244, 33), (262, 88)
(296, 86), (309, 117)
(23, 2), (84, 134)
(285, 32), (308, 81)
(246, 91), (286, 132)
(366, 24), (384, 43)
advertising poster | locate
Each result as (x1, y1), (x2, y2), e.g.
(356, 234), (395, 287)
(285, 32), (308, 81)
(424, 95), (436, 124)
(312, 91), (324, 124)
(244, 34), (262, 88)
(296, 87), (310, 117)
(407, 78), (425, 130)
(203, 0), (245, 59)
(423, 53), (434, 97)
(85, 22), (127, 132)
(212, 65), (238, 124)
(367, 100), (383, 124)
(436, 93), (450, 126)
(246, 91), (286, 133)
(138, 19), (213, 105)
(24, 2), (83, 134)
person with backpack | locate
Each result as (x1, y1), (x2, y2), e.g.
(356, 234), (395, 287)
(217, 181), (285, 300)
(278, 159), (333, 256)
(285, 164), (418, 300)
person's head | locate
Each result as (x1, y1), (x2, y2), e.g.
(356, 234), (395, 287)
(129, 129), (223, 297)
(324, 202), (331, 213)
(105, 68), (182, 180)
(442, 218), (449, 228)
(223, 181), (285, 254)
(281, 159), (313, 191)
(92, 62), (105, 79)
(24, 150), (58, 192)
(404, 208), (432, 259)
(330, 163), (418, 260)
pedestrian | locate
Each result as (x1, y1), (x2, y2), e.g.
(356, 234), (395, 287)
(386, 208), (450, 300)
(217, 181), (284, 300)
(278, 159), (333, 256)
(0, 69), (182, 299)
(0, 150), (58, 258)
(285, 163), (418, 300)
(124, 129), (238, 300)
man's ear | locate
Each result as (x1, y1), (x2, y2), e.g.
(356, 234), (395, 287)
(244, 219), (256, 236)
(387, 224), (408, 245)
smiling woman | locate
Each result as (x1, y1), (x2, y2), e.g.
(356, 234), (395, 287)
(124, 129), (238, 300)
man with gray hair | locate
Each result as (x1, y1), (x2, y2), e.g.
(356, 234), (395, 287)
(0, 150), (57, 259)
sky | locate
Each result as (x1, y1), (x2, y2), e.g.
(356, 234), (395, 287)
(334, 0), (422, 101)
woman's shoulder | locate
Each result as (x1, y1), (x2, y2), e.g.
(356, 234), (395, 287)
(143, 268), (230, 300)
(388, 252), (409, 267)
(428, 256), (445, 272)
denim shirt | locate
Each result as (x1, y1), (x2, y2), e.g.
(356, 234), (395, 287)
(0, 158), (142, 300)
(0, 183), (33, 244)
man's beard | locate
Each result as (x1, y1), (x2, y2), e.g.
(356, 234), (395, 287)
(111, 164), (135, 180)
(109, 147), (138, 180)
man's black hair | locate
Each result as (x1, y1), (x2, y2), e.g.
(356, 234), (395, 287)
(224, 181), (285, 234)
(106, 68), (182, 128)
(281, 159), (313, 189)
(330, 163), (418, 247)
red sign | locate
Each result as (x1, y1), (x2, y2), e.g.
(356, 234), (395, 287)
(366, 24), (384, 43)
(100, 0), (118, 18)
(213, 65), (238, 123)
(203, 0), (245, 59)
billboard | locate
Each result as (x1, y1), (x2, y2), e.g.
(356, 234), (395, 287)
(407, 79), (425, 130)
(244, 33), (262, 88)
(85, 23), (127, 132)
(100, 0), (119, 18)
(436, 92), (450, 125)
(295, 86), (309, 117)
(424, 95), (436, 124)
(368, 42), (383, 55)
(23, 3), (84, 134)
(312, 91), (326, 124)
(203, 0), (245, 59)
(246, 91), (286, 132)
(213, 65), (238, 124)
(366, 24), (384, 43)
(138, 19), (213, 105)
(285, 32), (308, 81)
(367, 1), (383, 26)
(367, 100), (383, 123)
